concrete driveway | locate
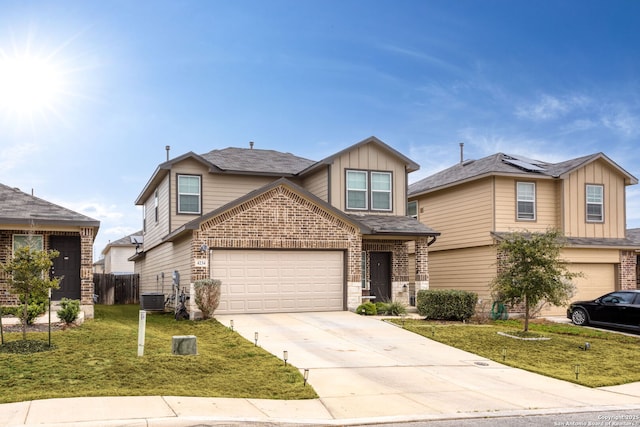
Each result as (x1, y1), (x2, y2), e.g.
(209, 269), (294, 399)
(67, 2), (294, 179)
(215, 311), (640, 420)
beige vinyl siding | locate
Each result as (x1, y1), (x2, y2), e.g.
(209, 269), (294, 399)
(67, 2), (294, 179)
(105, 247), (136, 274)
(302, 167), (329, 202)
(562, 159), (627, 239)
(137, 234), (192, 296)
(329, 143), (407, 214)
(169, 158), (277, 232)
(428, 246), (497, 302)
(494, 176), (559, 232)
(143, 174), (170, 249)
(561, 247), (622, 264)
(414, 178), (494, 251)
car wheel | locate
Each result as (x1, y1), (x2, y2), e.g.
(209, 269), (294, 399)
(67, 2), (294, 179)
(571, 308), (588, 326)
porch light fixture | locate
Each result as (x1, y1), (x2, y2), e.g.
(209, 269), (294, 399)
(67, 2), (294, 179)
(402, 284), (408, 292)
(254, 332), (259, 346)
(283, 350), (288, 366)
(229, 320), (234, 331)
(200, 244), (208, 253)
(303, 369), (309, 386)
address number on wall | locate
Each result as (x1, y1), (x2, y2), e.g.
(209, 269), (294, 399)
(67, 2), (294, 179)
(194, 259), (208, 268)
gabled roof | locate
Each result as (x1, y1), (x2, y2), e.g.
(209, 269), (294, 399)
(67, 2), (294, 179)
(409, 152), (637, 197)
(0, 183), (100, 228)
(299, 136), (420, 176)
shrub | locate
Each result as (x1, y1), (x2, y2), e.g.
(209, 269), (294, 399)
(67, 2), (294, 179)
(194, 279), (222, 319)
(356, 302), (377, 315)
(18, 294), (47, 325)
(416, 289), (478, 321)
(385, 300), (408, 316)
(375, 301), (389, 314)
(56, 298), (81, 325)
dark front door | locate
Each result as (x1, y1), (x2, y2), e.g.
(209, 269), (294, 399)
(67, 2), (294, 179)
(370, 252), (391, 302)
(50, 235), (81, 300)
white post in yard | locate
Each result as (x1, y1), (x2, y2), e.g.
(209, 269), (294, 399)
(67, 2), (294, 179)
(137, 310), (147, 357)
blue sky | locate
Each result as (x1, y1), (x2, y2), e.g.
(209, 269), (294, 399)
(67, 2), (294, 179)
(1, 0), (639, 258)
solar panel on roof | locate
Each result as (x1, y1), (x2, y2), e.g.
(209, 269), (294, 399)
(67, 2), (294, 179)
(503, 158), (547, 172)
(504, 154), (546, 166)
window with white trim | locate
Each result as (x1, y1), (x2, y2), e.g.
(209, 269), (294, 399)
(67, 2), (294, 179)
(177, 174), (201, 214)
(347, 170), (368, 210)
(586, 184), (604, 222)
(154, 190), (159, 222)
(371, 172), (392, 211)
(346, 170), (393, 212)
(516, 182), (536, 220)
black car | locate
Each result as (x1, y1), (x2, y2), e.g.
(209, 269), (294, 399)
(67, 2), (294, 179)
(567, 290), (640, 332)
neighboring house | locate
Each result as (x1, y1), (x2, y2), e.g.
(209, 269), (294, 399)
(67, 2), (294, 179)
(93, 257), (105, 274)
(0, 183), (100, 317)
(408, 152), (639, 316)
(132, 136), (439, 314)
(100, 231), (143, 274)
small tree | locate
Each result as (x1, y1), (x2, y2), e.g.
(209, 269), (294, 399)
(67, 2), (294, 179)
(0, 245), (61, 340)
(491, 229), (579, 332)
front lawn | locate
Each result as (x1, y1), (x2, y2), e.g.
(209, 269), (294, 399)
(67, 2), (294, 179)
(391, 318), (640, 388)
(0, 305), (317, 404)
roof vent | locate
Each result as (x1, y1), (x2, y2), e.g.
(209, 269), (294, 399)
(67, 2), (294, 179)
(249, 141), (254, 149)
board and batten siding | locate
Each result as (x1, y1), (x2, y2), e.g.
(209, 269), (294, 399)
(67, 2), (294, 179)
(329, 143), (407, 215)
(414, 177), (494, 251)
(427, 246), (497, 302)
(494, 176), (559, 232)
(562, 159), (627, 239)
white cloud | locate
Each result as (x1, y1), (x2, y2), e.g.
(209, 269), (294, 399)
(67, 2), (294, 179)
(600, 106), (640, 138)
(0, 142), (39, 171)
(515, 94), (590, 121)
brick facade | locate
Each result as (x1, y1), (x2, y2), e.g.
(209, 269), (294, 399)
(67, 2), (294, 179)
(0, 229), (94, 316)
(188, 184), (426, 310)
(619, 250), (637, 290)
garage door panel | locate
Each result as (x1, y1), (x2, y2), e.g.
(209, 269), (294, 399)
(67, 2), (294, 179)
(212, 250), (344, 314)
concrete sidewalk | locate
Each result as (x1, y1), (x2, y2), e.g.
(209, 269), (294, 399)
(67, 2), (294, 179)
(3, 311), (640, 426)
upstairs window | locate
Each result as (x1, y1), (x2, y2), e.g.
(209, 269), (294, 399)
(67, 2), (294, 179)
(516, 182), (536, 220)
(371, 172), (392, 211)
(154, 190), (159, 222)
(347, 170), (368, 210)
(407, 201), (418, 219)
(346, 170), (393, 212)
(586, 184), (604, 222)
(177, 174), (201, 214)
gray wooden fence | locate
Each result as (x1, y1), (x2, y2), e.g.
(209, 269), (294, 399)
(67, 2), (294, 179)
(93, 274), (139, 305)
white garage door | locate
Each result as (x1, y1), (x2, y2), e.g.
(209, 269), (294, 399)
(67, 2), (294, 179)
(212, 250), (344, 314)
(541, 263), (616, 316)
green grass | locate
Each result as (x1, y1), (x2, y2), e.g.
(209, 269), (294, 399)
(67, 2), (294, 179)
(390, 318), (640, 388)
(0, 305), (317, 404)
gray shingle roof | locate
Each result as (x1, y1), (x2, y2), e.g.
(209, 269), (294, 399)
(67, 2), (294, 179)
(347, 214), (440, 236)
(200, 147), (315, 175)
(627, 228), (640, 245)
(409, 152), (636, 196)
(492, 231), (640, 249)
(0, 183), (100, 227)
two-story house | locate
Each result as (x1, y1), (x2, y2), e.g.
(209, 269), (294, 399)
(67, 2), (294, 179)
(408, 152), (639, 316)
(100, 230), (143, 275)
(0, 183), (99, 317)
(132, 137), (439, 314)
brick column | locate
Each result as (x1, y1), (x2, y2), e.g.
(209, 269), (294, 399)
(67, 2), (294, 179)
(620, 251), (637, 290)
(415, 237), (429, 296)
(80, 227), (95, 318)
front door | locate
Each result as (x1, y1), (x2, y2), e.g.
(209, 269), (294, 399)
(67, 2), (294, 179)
(370, 252), (391, 302)
(50, 235), (81, 300)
